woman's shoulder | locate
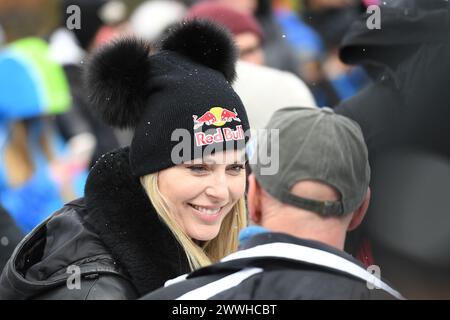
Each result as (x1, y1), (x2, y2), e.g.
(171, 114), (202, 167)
(0, 199), (138, 300)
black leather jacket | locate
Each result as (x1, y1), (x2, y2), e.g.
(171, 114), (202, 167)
(0, 200), (138, 299)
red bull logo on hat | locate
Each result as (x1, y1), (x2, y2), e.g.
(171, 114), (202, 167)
(192, 107), (241, 130)
(192, 107), (244, 147)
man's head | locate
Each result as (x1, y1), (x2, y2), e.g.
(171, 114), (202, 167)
(248, 107), (370, 249)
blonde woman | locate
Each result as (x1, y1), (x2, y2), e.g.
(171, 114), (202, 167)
(0, 21), (250, 299)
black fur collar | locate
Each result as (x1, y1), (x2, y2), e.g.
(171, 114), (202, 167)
(83, 147), (190, 296)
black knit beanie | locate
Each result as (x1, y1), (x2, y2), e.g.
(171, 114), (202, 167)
(86, 20), (250, 177)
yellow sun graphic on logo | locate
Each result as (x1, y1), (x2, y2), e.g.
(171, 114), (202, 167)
(210, 107), (226, 127)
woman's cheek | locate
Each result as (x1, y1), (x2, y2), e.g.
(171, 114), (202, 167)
(231, 175), (247, 198)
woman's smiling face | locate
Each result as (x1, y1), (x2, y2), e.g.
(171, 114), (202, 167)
(157, 149), (246, 241)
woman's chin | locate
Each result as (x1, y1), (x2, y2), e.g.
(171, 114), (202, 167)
(188, 226), (221, 242)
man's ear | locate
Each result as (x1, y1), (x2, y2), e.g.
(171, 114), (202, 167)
(348, 187), (371, 232)
(247, 174), (262, 224)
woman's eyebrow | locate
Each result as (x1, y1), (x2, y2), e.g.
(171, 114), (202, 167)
(226, 161), (246, 165)
(202, 158), (216, 165)
(186, 156), (245, 165)
(203, 159), (246, 165)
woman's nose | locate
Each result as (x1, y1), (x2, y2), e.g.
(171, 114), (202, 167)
(205, 174), (229, 202)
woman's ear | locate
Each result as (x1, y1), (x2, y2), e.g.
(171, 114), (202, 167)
(348, 187), (371, 232)
(247, 174), (262, 224)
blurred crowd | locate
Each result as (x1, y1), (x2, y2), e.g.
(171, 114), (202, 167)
(0, 0), (449, 299)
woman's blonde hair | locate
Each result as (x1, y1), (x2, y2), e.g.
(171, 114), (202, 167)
(140, 173), (247, 270)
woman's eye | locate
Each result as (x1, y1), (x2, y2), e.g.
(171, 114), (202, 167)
(187, 165), (208, 173)
(227, 164), (244, 174)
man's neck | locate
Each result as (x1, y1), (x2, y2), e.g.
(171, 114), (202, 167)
(261, 209), (348, 251)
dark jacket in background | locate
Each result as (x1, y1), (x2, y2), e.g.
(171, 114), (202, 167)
(0, 147), (190, 299)
(142, 232), (402, 300)
(334, 2), (450, 297)
(0, 205), (23, 272)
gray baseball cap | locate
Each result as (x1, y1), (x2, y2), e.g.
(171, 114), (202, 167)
(249, 107), (370, 216)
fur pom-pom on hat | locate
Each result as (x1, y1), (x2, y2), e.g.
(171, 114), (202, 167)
(86, 38), (151, 129)
(86, 20), (238, 129)
(162, 19), (238, 83)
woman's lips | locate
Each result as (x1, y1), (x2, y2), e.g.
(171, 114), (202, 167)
(189, 203), (224, 223)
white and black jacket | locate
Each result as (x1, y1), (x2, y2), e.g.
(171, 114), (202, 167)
(143, 232), (404, 300)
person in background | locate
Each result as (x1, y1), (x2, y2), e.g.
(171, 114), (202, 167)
(0, 36), (86, 233)
(334, 0), (450, 298)
(213, 0), (300, 75)
(49, 0), (129, 168)
(273, 0), (324, 76)
(185, 1), (317, 129)
(288, 0), (370, 106)
(187, 2), (265, 65)
(233, 61), (317, 129)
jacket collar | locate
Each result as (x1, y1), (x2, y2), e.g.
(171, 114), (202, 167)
(188, 232), (364, 277)
(189, 232), (404, 299)
(83, 147), (190, 296)
(240, 232), (363, 265)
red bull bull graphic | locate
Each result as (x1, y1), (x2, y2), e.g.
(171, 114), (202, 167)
(192, 111), (217, 129)
(220, 108), (241, 123)
(193, 107), (241, 130)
